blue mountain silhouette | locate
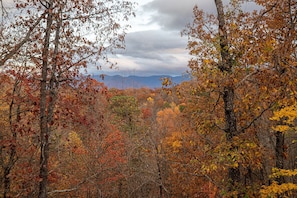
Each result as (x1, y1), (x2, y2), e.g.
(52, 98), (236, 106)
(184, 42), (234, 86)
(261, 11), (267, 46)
(92, 74), (190, 89)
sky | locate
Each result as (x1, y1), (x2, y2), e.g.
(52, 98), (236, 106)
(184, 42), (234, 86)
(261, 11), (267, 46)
(2, 0), (257, 77)
(99, 0), (260, 77)
(2, 0), (203, 76)
(98, 0), (217, 77)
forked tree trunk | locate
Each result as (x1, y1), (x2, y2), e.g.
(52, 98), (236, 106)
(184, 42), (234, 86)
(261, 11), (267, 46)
(38, 1), (54, 197)
(38, 2), (62, 197)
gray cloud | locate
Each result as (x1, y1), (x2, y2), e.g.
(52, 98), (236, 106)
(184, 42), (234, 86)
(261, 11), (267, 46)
(144, 0), (218, 31)
(143, 0), (260, 31)
(96, 0), (262, 77)
(123, 30), (187, 60)
(144, 0), (197, 30)
(108, 0), (216, 76)
(98, 29), (190, 76)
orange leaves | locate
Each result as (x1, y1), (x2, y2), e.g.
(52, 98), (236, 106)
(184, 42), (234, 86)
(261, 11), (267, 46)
(44, 81), (128, 196)
(156, 103), (180, 131)
(99, 128), (127, 166)
(165, 132), (183, 153)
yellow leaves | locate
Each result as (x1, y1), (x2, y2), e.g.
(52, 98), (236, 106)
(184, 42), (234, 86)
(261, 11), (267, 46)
(166, 132), (183, 153)
(146, 96), (154, 104)
(0, 104), (9, 128)
(263, 38), (276, 53)
(65, 131), (86, 154)
(272, 125), (290, 133)
(201, 164), (218, 174)
(230, 22), (237, 29)
(172, 140), (182, 150)
(271, 103), (297, 123)
(202, 58), (216, 66)
(271, 102), (297, 133)
(67, 131), (83, 146)
(261, 169), (297, 197)
(262, 104), (297, 197)
(270, 168), (297, 179)
(217, 136), (262, 170)
(260, 182), (297, 198)
(161, 77), (172, 87)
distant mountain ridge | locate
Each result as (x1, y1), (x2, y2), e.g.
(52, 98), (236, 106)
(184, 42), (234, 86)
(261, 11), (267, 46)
(92, 74), (190, 89)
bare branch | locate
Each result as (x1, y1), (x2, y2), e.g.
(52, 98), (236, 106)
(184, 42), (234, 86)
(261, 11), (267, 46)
(211, 93), (221, 113)
(47, 173), (99, 195)
(235, 70), (259, 89)
(40, 0), (50, 9)
(239, 101), (276, 133)
(0, 12), (46, 66)
(0, 0), (8, 18)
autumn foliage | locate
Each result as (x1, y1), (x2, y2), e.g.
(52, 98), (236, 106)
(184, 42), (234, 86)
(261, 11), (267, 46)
(1, 0), (297, 197)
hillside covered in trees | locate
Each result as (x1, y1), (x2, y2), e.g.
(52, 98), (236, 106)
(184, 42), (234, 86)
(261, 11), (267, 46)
(1, 0), (297, 197)
(93, 74), (191, 89)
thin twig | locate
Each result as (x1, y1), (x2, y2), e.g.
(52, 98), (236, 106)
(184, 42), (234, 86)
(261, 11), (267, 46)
(0, 12), (46, 66)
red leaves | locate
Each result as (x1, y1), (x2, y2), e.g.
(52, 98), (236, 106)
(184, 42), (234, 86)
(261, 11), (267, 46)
(141, 107), (152, 119)
(48, 171), (60, 183)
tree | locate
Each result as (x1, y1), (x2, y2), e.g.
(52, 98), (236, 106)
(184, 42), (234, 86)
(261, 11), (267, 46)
(73, 78), (127, 197)
(0, 68), (42, 197)
(184, 0), (252, 194)
(1, 0), (134, 197)
(0, 0), (46, 67)
(109, 95), (140, 136)
(183, 0), (297, 196)
(260, 102), (297, 197)
(0, 73), (20, 198)
(109, 94), (146, 197)
(252, 0), (297, 187)
(108, 88), (176, 197)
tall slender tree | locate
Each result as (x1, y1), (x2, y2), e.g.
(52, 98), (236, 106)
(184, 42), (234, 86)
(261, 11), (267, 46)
(184, 0), (297, 196)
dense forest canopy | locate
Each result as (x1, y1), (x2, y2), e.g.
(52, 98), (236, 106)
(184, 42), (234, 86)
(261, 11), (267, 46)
(0, 0), (297, 197)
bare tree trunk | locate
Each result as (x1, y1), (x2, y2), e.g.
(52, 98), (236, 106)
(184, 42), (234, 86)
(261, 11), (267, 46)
(157, 161), (163, 198)
(3, 78), (21, 198)
(223, 86), (241, 186)
(38, 1), (54, 197)
(275, 131), (285, 184)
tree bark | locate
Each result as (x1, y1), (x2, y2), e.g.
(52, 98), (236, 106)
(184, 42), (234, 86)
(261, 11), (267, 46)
(214, 0), (241, 191)
(157, 161), (163, 198)
(223, 86), (241, 186)
(275, 131), (285, 184)
(38, 1), (54, 197)
(3, 79), (21, 198)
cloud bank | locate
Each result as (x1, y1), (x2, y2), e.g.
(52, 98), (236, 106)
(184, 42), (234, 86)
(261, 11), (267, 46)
(100, 0), (258, 77)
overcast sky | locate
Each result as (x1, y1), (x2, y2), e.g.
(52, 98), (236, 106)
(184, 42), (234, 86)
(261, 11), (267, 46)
(97, 0), (218, 77)
(2, 0), (258, 77)
(2, 0), (202, 76)
(1, 0), (258, 77)
(98, 0), (260, 77)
